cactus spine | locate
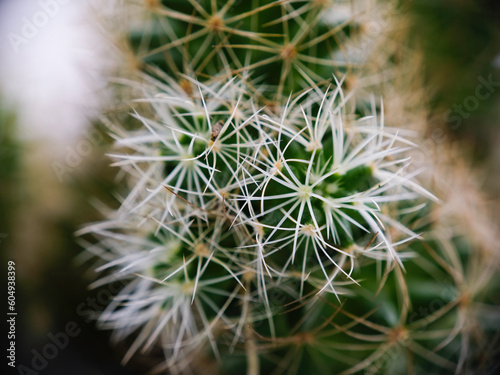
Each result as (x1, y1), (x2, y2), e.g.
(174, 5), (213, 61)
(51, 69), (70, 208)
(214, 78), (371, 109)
(82, 1), (500, 374)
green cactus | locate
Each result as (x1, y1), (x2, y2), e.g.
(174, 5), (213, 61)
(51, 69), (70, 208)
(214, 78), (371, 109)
(82, 1), (500, 374)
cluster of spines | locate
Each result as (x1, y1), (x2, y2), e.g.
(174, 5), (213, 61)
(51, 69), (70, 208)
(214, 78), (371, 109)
(81, 67), (444, 373)
(83, 0), (500, 374)
(128, 0), (383, 102)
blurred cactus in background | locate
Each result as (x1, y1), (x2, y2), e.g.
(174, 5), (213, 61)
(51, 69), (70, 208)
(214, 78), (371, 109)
(81, 1), (500, 374)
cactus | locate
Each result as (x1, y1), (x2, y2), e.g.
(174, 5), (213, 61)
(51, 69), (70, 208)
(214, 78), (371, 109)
(82, 1), (500, 374)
